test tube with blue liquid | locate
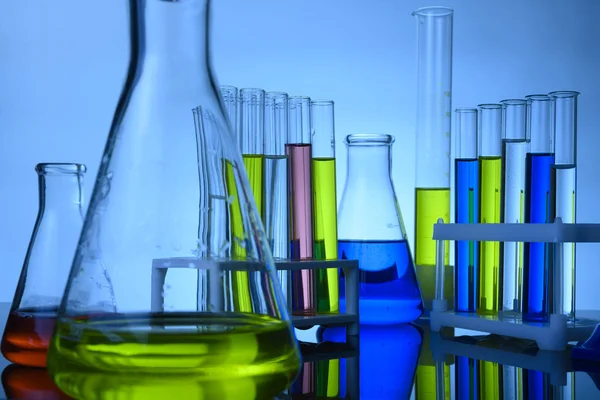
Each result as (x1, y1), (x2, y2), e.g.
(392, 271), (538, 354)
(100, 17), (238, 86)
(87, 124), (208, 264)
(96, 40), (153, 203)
(523, 94), (554, 322)
(477, 104), (503, 315)
(454, 107), (479, 313)
(500, 99), (528, 315)
(549, 90), (579, 320)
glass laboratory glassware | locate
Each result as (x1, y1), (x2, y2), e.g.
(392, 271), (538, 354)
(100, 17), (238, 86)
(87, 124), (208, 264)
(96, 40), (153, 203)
(287, 96), (316, 316)
(264, 91), (291, 306)
(477, 104), (503, 315)
(455, 356), (478, 399)
(523, 94), (555, 323)
(1, 364), (71, 400)
(1, 163), (86, 368)
(46, 1), (301, 398)
(454, 108), (479, 313)
(412, 6), (453, 311)
(220, 85), (240, 149)
(413, 321), (452, 400)
(500, 99), (528, 315)
(311, 100), (339, 314)
(549, 90), (579, 320)
(338, 134), (423, 324)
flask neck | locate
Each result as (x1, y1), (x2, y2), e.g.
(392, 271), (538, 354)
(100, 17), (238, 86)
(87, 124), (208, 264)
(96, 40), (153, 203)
(137, 0), (209, 78)
(346, 144), (393, 185)
(38, 174), (84, 216)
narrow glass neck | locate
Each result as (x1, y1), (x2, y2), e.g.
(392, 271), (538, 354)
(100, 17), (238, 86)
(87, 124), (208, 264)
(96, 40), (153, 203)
(37, 173), (85, 215)
(138, 0), (209, 76)
(347, 145), (392, 182)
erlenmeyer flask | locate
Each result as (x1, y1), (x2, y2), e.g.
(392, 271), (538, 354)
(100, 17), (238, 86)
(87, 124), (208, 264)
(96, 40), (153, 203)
(47, 0), (300, 398)
(1, 163), (85, 368)
(338, 134), (423, 324)
(2, 364), (71, 400)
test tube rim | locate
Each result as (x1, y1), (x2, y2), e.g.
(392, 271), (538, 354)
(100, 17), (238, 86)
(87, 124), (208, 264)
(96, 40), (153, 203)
(345, 133), (394, 146)
(548, 91), (580, 99)
(266, 91), (289, 98)
(477, 103), (502, 110)
(500, 99), (527, 107)
(310, 99), (335, 106)
(35, 163), (87, 175)
(525, 94), (552, 103)
(455, 107), (477, 113)
(220, 84), (238, 92)
(412, 6), (453, 17)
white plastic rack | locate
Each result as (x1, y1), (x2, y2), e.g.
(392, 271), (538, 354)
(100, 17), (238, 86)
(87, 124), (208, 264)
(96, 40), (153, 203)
(429, 218), (600, 352)
(151, 258), (359, 342)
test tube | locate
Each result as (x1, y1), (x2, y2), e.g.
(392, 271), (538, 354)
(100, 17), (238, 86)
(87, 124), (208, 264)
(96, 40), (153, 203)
(549, 90), (579, 319)
(264, 92), (290, 304)
(311, 100), (339, 314)
(227, 88), (265, 312)
(500, 99), (528, 314)
(412, 7), (454, 310)
(287, 96), (316, 315)
(523, 94), (555, 323)
(477, 104), (502, 315)
(220, 85), (240, 149)
(454, 108), (479, 313)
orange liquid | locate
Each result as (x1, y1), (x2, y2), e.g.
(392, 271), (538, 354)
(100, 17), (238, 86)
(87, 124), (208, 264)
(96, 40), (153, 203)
(1, 307), (58, 368)
(2, 364), (71, 400)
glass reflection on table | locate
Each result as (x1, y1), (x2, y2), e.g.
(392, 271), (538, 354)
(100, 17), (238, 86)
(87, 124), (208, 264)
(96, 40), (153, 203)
(2, 364), (71, 399)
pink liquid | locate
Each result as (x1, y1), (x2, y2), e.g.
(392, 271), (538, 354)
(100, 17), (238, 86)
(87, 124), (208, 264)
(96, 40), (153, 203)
(286, 143), (316, 315)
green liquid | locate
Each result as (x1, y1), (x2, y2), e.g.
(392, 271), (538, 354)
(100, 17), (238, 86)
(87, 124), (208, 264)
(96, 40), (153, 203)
(48, 312), (300, 399)
(479, 361), (501, 400)
(226, 154), (264, 313)
(415, 364), (451, 399)
(312, 157), (339, 313)
(478, 156), (502, 315)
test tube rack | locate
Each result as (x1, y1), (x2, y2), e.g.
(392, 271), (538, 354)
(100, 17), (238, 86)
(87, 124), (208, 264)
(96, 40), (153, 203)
(429, 218), (600, 352)
(151, 258), (359, 342)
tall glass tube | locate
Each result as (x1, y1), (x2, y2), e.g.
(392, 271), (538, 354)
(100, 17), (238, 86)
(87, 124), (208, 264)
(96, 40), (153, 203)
(477, 104), (502, 315)
(454, 108), (479, 313)
(311, 100), (339, 314)
(549, 90), (579, 319)
(287, 96), (315, 315)
(500, 99), (528, 314)
(523, 94), (555, 322)
(412, 7), (453, 310)
(220, 85), (240, 149)
(264, 92), (290, 306)
(226, 88), (265, 312)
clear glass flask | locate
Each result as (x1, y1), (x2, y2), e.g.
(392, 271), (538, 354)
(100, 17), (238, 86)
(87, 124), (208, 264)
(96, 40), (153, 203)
(523, 94), (555, 322)
(1, 364), (71, 400)
(500, 99), (528, 314)
(412, 7), (454, 310)
(1, 163), (86, 368)
(453, 108), (479, 313)
(477, 104), (503, 315)
(549, 90), (579, 319)
(338, 134), (423, 324)
(311, 100), (339, 314)
(286, 96), (316, 315)
(46, 1), (300, 398)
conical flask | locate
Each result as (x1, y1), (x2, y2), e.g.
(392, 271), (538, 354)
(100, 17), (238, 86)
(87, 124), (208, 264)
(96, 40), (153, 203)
(1, 163), (86, 368)
(2, 364), (71, 400)
(47, 0), (300, 398)
(338, 134), (423, 324)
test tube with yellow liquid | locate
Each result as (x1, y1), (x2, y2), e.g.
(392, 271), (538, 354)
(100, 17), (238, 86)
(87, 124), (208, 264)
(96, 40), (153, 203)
(412, 7), (454, 311)
(477, 104), (503, 315)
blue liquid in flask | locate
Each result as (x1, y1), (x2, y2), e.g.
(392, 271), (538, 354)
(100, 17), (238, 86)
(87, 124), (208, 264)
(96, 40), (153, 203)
(339, 239), (423, 324)
(523, 153), (555, 322)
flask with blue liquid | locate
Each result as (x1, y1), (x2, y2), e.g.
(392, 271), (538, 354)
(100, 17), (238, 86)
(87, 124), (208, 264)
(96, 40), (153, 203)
(338, 133), (423, 324)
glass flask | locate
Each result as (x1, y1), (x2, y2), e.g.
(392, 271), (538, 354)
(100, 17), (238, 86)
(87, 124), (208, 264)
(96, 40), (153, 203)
(46, 0), (301, 398)
(338, 134), (423, 324)
(1, 163), (86, 368)
(1, 364), (71, 400)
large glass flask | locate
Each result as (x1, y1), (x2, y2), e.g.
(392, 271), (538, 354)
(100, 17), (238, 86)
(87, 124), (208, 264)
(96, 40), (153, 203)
(338, 134), (423, 324)
(1, 163), (86, 368)
(412, 7), (453, 311)
(47, 0), (301, 398)
(1, 364), (70, 400)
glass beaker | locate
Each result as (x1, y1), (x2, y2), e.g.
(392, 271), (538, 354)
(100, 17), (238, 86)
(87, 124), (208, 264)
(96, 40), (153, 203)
(1, 364), (71, 400)
(46, 0), (300, 398)
(1, 163), (86, 368)
(338, 134), (423, 324)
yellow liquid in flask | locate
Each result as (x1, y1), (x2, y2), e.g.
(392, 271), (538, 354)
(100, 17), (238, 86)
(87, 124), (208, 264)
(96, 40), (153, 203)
(48, 312), (301, 399)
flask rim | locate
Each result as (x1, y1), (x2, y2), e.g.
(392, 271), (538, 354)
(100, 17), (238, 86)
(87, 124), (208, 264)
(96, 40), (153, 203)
(412, 6), (453, 17)
(548, 90), (580, 99)
(500, 99), (527, 107)
(35, 163), (87, 175)
(345, 133), (394, 146)
(477, 103), (502, 110)
(525, 94), (552, 102)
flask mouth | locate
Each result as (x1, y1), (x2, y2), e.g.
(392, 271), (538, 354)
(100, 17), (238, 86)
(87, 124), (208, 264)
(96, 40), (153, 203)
(548, 90), (580, 99)
(525, 94), (552, 102)
(345, 134), (395, 146)
(35, 163), (87, 176)
(412, 6), (453, 17)
(477, 103), (502, 110)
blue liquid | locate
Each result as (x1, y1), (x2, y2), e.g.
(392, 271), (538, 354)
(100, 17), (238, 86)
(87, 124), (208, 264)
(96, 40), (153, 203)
(523, 153), (555, 322)
(523, 370), (549, 399)
(454, 158), (479, 313)
(456, 356), (478, 399)
(339, 240), (423, 324)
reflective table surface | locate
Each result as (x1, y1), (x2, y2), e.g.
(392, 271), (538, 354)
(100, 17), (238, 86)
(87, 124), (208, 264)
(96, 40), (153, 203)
(1, 302), (600, 399)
